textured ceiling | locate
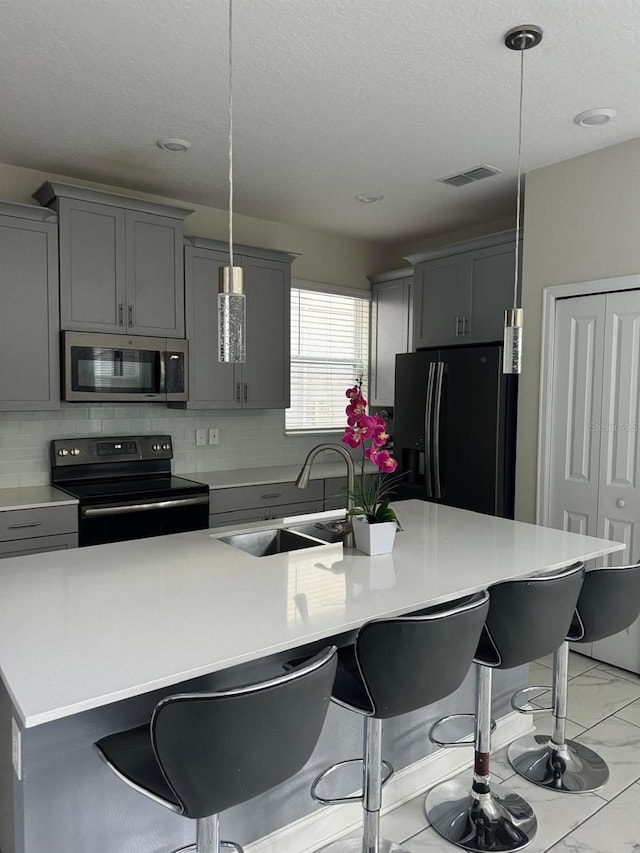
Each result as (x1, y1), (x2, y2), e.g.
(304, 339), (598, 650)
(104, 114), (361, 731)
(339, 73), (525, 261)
(0, 0), (638, 243)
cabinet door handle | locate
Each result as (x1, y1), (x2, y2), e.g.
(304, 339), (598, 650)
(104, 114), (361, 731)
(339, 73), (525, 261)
(118, 303), (125, 327)
(235, 383), (241, 403)
(128, 304), (134, 327)
(261, 493), (282, 500)
(8, 521), (43, 530)
(243, 383), (248, 402)
(462, 315), (468, 336)
(455, 316), (461, 337)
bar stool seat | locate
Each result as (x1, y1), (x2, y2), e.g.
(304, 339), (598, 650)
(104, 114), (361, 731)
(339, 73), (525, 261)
(312, 591), (490, 853)
(425, 562), (585, 853)
(94, 646), (337, 853)
(508, 561), (640, 793)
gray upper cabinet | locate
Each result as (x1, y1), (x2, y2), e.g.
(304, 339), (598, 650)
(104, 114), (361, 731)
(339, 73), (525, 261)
(0, 205), (60, 410)
(368, 271), (413, 407)
(183, 238), (295, 410)
(409, 232), (518, 350)
(33, 182), (193, 338)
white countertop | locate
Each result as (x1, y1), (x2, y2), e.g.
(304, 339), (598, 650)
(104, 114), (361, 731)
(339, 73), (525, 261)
(183, 461), (374, 489)
(0, 485), (78, 512)
(0, 500), (623, 728)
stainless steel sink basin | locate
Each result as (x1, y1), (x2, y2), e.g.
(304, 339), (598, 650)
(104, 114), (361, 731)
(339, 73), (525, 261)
(218, 527), (328, 557)
(287, 520), (348, 544)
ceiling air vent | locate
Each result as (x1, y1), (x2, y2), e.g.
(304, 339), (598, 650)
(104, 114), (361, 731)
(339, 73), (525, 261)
(437, 164), (503, 188)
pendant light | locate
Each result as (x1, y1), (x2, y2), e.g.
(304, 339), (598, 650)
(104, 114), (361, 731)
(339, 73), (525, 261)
(218, 0), (246, 363)
(502, 25), (542, 374)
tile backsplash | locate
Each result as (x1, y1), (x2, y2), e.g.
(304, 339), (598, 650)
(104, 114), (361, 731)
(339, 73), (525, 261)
(0, 404), (338, 490)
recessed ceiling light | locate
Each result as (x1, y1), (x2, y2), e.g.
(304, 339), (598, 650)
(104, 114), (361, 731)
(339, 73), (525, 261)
(156, 137), (192, 152)
(573, 108), (616, 127)
(355, 193), (384, 204)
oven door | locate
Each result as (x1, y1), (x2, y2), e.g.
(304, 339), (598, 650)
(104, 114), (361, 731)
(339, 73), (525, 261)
(79, 493), (209, 546)
(63, 332), (187, 402)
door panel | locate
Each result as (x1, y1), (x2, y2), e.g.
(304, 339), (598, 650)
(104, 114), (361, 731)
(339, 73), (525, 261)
(548, 295), (606, 536)
(413, 257), (462, 348)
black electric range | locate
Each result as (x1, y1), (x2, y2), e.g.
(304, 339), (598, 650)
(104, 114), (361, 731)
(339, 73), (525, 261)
(51, 435), (209, 547)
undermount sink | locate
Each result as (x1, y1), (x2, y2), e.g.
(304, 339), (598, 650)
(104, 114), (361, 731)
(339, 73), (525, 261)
(218, 527), (329, 557)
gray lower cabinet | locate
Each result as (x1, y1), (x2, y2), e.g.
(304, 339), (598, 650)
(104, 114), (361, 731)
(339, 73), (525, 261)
(368, 271), (413, 407)
(0, 205), (60, 411)
(410, 232), (519, 349)
(209, 481), (325, 528)
(0, 505), (78, 559)
(33, 182), (192, 338)
(183, 238), (294, 409)
(324, 477), (348, 511)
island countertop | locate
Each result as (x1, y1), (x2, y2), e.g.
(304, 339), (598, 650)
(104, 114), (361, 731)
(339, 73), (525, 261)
(0, 500), (623, 728)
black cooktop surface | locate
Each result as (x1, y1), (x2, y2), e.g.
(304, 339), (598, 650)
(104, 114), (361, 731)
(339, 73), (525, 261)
(56, 475), (208, 504)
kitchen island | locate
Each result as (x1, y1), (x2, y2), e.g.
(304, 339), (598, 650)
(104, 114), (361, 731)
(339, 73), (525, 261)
(0, 501), (624, 853)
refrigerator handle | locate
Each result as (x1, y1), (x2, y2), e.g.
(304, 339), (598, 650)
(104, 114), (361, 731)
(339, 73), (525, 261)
(433, 361), (445, 499)
(424, 363), (436, 498)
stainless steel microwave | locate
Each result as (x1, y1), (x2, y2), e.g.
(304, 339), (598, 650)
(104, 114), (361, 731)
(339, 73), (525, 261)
(62, 332), (188, 402)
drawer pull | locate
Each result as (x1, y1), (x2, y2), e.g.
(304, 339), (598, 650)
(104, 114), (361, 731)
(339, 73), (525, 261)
(8, 521), (43, 530)
(261, 493), (282, 499)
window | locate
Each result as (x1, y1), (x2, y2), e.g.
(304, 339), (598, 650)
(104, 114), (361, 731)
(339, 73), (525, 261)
(286, 284), (370, 433)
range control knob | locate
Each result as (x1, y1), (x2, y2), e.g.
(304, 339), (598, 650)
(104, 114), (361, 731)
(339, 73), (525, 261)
(161, 442), (171, 451)
(152, 443), (161, 451)
(70, 448), (81, 456)
(57, 448), (69, 457)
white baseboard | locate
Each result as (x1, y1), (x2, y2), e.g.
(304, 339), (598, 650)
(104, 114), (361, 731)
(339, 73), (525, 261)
(247, 710), (533, 853)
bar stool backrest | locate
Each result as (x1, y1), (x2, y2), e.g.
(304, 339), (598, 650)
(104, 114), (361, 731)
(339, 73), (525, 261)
(150, 646), (337, 819)
(572, 562), (640, 643)
(355, 591), (490, 719)
(478, 562), (585, 669)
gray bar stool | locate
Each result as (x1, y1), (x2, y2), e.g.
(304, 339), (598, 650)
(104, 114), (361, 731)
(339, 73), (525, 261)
(425, 562), (584, 853)
(94, 646), (337, 853)
(311, 591), (490, 853)
(508, 561), (640, 792)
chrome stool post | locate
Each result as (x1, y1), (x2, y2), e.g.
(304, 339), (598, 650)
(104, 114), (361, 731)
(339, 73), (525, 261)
(508, 562), (640, 794)
(508, 641), (608, 792)
(425, 665), (536, 852)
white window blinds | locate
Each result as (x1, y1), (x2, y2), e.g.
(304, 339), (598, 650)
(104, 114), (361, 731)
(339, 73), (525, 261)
(286, 286), (370, 433)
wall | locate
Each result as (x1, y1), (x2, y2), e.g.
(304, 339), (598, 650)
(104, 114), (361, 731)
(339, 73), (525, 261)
(0, 162), (397, 486)
(516, 138), (640, 522)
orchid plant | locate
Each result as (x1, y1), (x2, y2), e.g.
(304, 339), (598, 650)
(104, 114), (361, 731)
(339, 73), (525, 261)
(341, 377), (401, 524)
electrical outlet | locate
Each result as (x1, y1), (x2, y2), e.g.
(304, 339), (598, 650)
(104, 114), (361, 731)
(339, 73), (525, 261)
(195, 428), (207, 447)
(12, 718), (21, 780)
(208, 428), (219, 445)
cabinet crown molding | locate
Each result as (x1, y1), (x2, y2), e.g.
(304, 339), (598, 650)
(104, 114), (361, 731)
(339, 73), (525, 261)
(368, 267), (413, 285)
(0, 201), (57, 222)
(405, 229), (518, 266)
(185, 235), (299, 265)
(33, 182), (194, 221)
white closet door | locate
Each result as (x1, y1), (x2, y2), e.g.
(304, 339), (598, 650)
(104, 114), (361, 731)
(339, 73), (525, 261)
(592, 289), (640, 672)
(548, 295), (606, 537)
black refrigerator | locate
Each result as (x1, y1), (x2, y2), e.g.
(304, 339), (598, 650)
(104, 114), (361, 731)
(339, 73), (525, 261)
(393, 344), (517, 518)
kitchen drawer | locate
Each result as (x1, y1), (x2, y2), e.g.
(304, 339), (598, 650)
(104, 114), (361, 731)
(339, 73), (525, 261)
(0, 505), (78, 542)
(209, 508), (268, 529)
(209, 481), (324, 514)
(270, 500), (325, 519)
(0, 533), (78, 559)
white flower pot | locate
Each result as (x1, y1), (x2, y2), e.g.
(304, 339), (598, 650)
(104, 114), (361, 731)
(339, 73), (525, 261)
(351, 516), (397, 556)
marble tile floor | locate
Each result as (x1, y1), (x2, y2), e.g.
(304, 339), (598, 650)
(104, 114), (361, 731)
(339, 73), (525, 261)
(330, 652), (640, 853)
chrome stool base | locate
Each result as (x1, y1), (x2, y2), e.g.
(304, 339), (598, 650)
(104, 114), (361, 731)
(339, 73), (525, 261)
(425, 778), (537, 852)
(317, 837), (410, 853)
(507, 734), (609, 793)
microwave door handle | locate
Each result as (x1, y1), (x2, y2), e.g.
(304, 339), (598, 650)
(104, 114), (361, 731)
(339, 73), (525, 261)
(159, 350), (167, 394)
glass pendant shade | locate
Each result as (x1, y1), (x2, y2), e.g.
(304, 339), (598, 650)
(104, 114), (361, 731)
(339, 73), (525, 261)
(218, 265), (246, 363)
(503, 308), (524, 374)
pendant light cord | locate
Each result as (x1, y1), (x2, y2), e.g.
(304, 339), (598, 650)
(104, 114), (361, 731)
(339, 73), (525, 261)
(513, 44), (524, 310)
(227, 0), (234, 269)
